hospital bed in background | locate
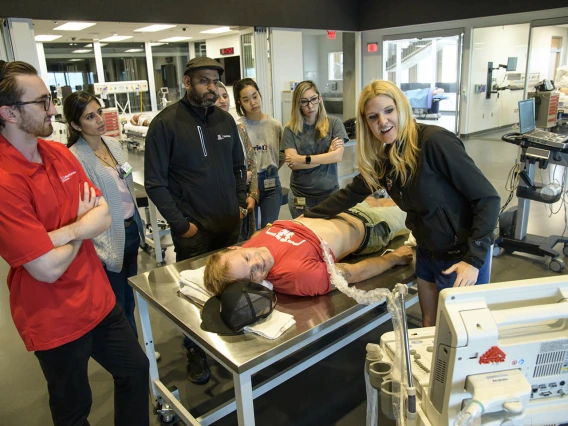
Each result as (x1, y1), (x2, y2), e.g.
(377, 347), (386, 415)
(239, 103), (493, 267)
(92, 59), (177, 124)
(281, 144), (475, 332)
(123, 121), (149, 152)
(401, 82), (453, 120)
(128, 237), (417, 426)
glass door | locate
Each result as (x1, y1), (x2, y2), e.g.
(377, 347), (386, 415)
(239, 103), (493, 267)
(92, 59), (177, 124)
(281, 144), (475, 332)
(383, 30), (463, 134)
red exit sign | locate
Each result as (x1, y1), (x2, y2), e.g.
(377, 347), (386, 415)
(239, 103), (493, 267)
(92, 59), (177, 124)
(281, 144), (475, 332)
(220, 47), (234, 55)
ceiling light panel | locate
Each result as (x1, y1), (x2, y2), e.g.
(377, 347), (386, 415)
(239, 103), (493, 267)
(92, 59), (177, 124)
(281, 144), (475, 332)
(72, 49), (92, 53)
(134, 24), (176, 32)
(200, 26), (231, 34)
(53, 22), (96, 31)
(35, 35), (62, 41)
(100, 35), (133, 42)
(159, 36), (192, 42)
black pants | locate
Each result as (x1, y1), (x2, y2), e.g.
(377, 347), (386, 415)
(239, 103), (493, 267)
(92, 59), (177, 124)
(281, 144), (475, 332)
(173, 223), (240, 350)
(34, 303), (150, 426)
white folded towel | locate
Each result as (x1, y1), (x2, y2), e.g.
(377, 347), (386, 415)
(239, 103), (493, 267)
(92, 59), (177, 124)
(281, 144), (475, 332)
(179, 267), (213, 306)
(244, 310), (296, 339)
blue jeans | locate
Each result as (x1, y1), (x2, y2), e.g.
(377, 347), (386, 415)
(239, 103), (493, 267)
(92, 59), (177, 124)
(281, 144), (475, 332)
(415, 246), (492, 291)
(255, 166), (282, 229)
(287, 190), (330, 219)
(104, 221), (140, 337)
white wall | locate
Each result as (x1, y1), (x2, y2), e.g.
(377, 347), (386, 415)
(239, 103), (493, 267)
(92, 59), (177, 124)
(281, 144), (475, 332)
(361, 7), (568, 135)
(529, 26), (568, 81)
(317, 35), (343, 94)
(205, 33), (241, 58)
(467, 24), (530, 133)
(302, 34), (319, 85)
(271, 29), (303, 124)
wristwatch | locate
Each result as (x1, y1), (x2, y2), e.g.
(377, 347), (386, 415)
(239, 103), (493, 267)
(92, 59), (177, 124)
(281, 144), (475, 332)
(305, 155), (311, 165)
(239, 207), (248, 217)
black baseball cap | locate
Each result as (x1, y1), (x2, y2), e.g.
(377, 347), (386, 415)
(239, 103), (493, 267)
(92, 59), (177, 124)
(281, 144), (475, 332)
(184, 57), (224, 77)
(201, 281), (276, 335)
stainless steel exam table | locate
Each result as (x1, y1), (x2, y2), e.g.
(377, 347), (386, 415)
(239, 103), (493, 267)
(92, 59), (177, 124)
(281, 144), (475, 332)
(128, 239), (417, 425)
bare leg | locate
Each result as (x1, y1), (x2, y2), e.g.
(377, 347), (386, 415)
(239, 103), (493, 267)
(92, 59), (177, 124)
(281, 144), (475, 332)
(417, 277), (439, 327)
(364, 197), (397, 208)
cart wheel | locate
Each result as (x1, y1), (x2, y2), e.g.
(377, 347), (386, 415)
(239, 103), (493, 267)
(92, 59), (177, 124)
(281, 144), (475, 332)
(492, 246), (505, 257)
(563, 245), (568, 257)
(549, 258), (565, 273)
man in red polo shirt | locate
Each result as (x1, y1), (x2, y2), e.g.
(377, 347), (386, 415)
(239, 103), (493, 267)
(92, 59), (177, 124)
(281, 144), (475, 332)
(0, 61), (149, 426)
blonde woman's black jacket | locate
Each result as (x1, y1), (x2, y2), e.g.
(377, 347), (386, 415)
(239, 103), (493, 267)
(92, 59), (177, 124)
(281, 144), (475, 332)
(144, 97), (247, 236)
(305, 124), (500, 269)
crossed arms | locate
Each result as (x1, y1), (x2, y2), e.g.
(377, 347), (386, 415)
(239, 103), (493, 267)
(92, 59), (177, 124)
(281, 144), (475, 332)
(24, 183), (111, 283)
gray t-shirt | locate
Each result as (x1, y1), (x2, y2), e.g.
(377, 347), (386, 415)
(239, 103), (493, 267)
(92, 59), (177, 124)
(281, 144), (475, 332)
(281, 116), (348, 198)
(239, 116), (283, 172)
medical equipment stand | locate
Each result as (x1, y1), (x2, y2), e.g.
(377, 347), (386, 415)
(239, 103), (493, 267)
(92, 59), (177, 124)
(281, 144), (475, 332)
(498, 135), (568, 272)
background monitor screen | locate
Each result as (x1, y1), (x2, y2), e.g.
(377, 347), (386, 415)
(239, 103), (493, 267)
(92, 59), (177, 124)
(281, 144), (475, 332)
(518, 98), (536, 134)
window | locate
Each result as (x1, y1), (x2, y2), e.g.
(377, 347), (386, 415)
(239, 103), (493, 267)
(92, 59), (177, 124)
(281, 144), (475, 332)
(328, 52), (343, 80)
(194, 42), (207, 58)
(43, 43), (97, 93)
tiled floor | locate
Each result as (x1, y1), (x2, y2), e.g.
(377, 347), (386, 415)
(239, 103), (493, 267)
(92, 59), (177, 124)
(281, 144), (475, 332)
(0, 126), (567, 426)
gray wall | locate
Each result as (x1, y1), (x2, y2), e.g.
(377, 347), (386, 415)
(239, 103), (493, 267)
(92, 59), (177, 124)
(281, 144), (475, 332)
(3, 0), (359, 31)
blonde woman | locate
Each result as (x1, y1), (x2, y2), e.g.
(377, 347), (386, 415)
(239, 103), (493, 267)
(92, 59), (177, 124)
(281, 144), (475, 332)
(282, 80), (348, 218)
(305, 80), (500, 327)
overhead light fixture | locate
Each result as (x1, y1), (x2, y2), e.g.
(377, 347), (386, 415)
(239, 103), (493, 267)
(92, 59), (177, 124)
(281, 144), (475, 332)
(69, 59), (85, 62)
(100, 35), (133, 42)
(72, 49), (92, 53)
(134, 24), (176, 33)
(35, 35), (62, 42)
(159, 36), (192, 42)
(125, 48), (144, 52)
(84, 43), (108, 47)
(150, 42), (168, 47)
(54, 22), (96, 31)
(200, 26), (231, 34)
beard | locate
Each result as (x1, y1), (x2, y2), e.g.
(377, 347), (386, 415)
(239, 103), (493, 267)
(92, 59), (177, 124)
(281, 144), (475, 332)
(19, 109), (53, 138)
(188, 85), (218, 107)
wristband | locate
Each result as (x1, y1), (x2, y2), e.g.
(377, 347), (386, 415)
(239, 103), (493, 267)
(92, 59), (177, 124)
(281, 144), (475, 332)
(305, 155), (311, 165)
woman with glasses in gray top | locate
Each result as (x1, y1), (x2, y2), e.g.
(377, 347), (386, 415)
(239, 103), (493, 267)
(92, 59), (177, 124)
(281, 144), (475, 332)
(282, 80), (349, 218)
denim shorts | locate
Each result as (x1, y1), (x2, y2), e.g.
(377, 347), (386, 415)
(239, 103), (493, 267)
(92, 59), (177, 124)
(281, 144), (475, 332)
(415, 246), (491, 291)
(345, 201), (408, 256)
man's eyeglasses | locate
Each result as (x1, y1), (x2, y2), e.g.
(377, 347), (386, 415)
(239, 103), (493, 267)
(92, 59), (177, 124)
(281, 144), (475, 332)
(11, 94), (53, 112)
(300, 95), (320, 107)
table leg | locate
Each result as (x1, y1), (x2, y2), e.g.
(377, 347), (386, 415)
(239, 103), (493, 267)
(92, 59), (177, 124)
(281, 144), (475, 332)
(136, 291), (160, 401)
(234, 371), (255, 426)
(147, 199), (163, 264)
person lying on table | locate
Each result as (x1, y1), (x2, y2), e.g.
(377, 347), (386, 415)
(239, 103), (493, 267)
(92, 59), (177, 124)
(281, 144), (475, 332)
(204, 197), (413, 296)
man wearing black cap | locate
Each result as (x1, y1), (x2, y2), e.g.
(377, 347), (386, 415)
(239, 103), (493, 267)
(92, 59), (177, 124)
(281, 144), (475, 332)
(145, 57), (247, 384)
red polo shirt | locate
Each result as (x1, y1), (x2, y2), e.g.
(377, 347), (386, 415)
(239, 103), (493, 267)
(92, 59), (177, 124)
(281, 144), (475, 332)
(0, 136), (115, 351)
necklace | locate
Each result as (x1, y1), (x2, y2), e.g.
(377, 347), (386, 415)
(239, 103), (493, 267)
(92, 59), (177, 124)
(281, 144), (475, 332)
(94, 142), (117, 168)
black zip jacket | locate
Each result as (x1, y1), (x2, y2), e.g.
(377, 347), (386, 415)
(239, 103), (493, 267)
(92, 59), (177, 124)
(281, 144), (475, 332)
(144, 96), (246, 236)
(305, 124), (500, 269)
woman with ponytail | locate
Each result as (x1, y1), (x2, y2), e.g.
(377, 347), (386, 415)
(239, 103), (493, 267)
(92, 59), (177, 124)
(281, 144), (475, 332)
(64, 91), (145, 337)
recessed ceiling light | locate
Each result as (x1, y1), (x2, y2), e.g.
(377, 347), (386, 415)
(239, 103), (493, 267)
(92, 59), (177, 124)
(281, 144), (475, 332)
(134, 24), (176, 33)
(125, 48), (144, 52)
(100, 35), (133, 42)
(72, 49), (92, 53)
(150, 42), (168, 47)
(200, 26), (231, 34)
(69, 59), (85, 62)
(53, 22), (96, 31)
(85, 43), (108, 47)
(35, 35), (62, 42)
(159, 36), (192, 42)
